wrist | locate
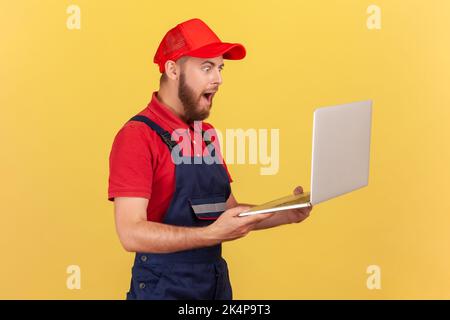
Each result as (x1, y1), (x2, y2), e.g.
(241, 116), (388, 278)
(201, 225), (221, 246)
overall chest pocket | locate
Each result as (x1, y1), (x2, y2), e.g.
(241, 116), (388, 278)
(189, 194), (228, 220)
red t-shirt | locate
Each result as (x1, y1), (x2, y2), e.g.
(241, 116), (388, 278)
(108, 91), (232, 222)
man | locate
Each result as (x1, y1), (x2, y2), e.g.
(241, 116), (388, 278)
(108, 18), (313, 300)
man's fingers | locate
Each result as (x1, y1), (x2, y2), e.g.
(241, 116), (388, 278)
(293, 186), (303, 195)
(226, 206), (251, 216)
(240, 212), (274, 224)
(296, 207), (312, 215)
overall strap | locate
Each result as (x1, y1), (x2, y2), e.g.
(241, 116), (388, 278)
(128, 115), (177, 150)
(129, 115), (213, 151)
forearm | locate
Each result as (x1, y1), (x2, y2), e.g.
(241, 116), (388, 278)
(122, 220), (219, 254)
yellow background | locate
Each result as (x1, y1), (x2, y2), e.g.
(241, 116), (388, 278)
(1, 0), (449, 299)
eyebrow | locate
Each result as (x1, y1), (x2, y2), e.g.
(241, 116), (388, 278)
(201, 60), (225, 68)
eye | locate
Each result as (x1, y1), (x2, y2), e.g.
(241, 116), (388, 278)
(202, 66), (211, 72)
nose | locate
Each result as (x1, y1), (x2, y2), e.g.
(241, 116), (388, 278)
(212, 68), (223, 86)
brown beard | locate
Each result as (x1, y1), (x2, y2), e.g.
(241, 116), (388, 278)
(178, 72), (211, 123)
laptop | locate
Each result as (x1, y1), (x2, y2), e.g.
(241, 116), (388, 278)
(238, 100), (373, 216)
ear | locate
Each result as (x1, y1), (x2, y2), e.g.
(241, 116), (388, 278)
(164, 60), (179, 81)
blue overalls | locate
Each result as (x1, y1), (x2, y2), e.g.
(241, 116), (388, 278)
(125, 115), (233, 300)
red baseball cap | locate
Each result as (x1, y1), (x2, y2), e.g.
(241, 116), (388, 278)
(153, 18), (246, 73)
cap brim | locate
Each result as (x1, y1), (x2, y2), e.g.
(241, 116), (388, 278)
(186, 42), (246, 60)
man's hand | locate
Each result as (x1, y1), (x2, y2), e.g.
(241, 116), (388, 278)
(204, 206), (275, 243)
(284, 186), (313, 224)
(253, 186), (313, 230)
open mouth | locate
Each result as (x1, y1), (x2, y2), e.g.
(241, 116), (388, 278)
(202, 92), (215, 105)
